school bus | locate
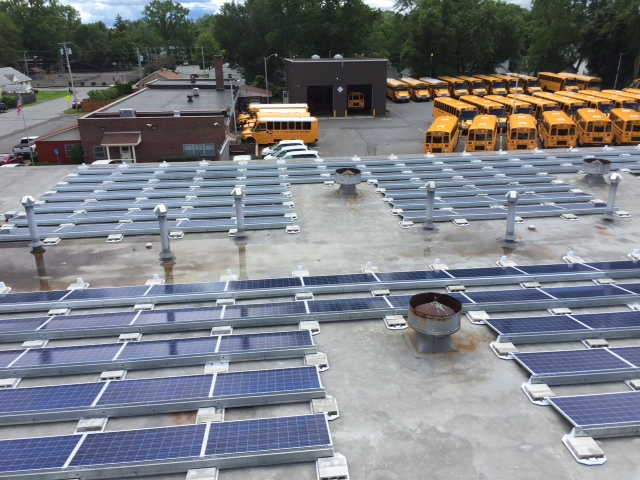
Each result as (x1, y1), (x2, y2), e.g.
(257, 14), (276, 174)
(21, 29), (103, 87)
(458, 95), (507, 130)
(457, 76), (487, 97)
(561, 91), (613, 115)
(585, 90), (638, 111)
(538, 111), (577, 148)
(473, 74), (508, 96)
(533, 91), (586, 117)
(608, 108), (640, 145)
(241, 116), (319, 145)
(511, 74), (542, 94)
(465, 115), (497, 152)
(574, 108), (613, 146)
(348, 91), (365, 109)
(624, 87), (640, 96)
(437, 76), (469, 98)
(238, 103), (309, 124)
(401, 77), (431, 101)
(419, 77), (450, 98)
(424, 116), (461, 154)
(508, 94), (559, 121)
(386, 78), (411, 102)
(538, 72), (579, 92)
(492, 74), (524, 94)
(507, 114), (538, 150)
(485, 95), (533, 116)
(632, 79), (640, 89)
(240, 109), (311, 129)
(432, 97), (478, 132)
(609, 89), (640, 104)
(566, 73), (602, 91)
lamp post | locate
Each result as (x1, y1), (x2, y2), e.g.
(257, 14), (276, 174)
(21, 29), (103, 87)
(430, 53), (434, 77)
(264, 53), (277, 104)
(614, 53), (623, 90)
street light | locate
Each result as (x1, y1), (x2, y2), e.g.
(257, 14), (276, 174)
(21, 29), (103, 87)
(430, 53), (434, 77)
(264, 53), (277, 104)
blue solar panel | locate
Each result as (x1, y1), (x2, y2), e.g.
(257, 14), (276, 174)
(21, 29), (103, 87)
(213, 366), (320, 397)
(65, 286), (150, 300)
(205, 414), (330, 456)
(11, 344), (122, 368)
(385, 295), (415, 308)
(97, 375), (212, 406)
(222, 301), (307, 319)
(485, 315), (588, 335)
(226, 277), (303, 291)
(447, 266), (523, 278)
(217, 330), (312, 353)
(513, 349), (631, 375)
(609, 346), (640, 367)
(0, 435), (80, 472)
(39, 312), (137, 331)
(69, 424), (206, 466)
(513, 263), (598, 275)
(375, 270), (452, 282)
(584, 261), (640, 272)
(549, 391), (640, 428)
(302, 274), (377, 287)
(0, 291), (68, 305)
(135, 307), (224, 325)
(147, 282), (226, 295)
(0, 382), (104, 414)
(117, 337), (220, 360)
(0, 351), (21, 368)
(308, 297), (391, 313)
(0, 317), (47, 333)
(543, 284), (631, 299)
(464, 289), (551, 304)
(618, 283), (640, 295)
(573, 312), (640, 330)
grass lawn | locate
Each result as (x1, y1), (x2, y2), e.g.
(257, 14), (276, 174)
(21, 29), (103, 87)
(34, 90), (69, 102)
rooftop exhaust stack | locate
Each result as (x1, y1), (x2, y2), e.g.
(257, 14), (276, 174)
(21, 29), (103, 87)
(193, 88), (200, 97)
(407, 293), (462, 353)
(334, 167), (361, 196)
(215, 55), (225, 91)
(583, 157), (611, 178)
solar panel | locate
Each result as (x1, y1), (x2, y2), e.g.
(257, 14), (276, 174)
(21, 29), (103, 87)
(11, 344), (122, 368)
(375, 270), (452, 282)
(573, 312), (640, 330)
(0, 317), (47, 333)
(618, 283), (640, 295)
(226, 277), (303, 291)
(584, 261), (640, 272)
(512, 263), (598, 275)
(548, 391), (640, 429)
(65, 286), (150, 300)
(0, 351), (21, 368)
(543, 284), (631, 299)
(204, 414), (330, 456)
(39, 312), (137, 331)
(513, 349), (631, 375)
(308, 297), (391, 313)
(464, 289), (551, 304)
(68, 424), (206, 467)
(97, 375), (212, 406)
(609, 346), (640, 367)
(0, 291), (68, 305)
(117, 337), (221, 360)
(0, 382), (104, 413)
(213, 366), (320, 397)
(447, 267), (523, 278)
(485, 315), (588, 335)
(217, 330), (313, 353)
(147, 282), (226, 295)
(385, 295), (415, 308)
(0, 435), (80, 472)
(134, 307), (224, 325)
(222, 302), (307, 319)
(302, 274), (377, 287)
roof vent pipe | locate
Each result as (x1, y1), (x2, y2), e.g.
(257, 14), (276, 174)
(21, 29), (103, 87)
(193, 88), (199, 97)
(174, 111), (180, 117)
(187, 95), (193, 103)
(311, 55), (320, 60)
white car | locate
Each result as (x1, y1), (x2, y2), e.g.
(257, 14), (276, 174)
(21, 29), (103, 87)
(279, 150), (321, 160)
(263, 145), (309, 160)
(261, 139), (306, 157)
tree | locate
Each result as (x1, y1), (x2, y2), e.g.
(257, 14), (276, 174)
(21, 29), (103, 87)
(142, 0), (193, 56)
(0, 12), (23, 67)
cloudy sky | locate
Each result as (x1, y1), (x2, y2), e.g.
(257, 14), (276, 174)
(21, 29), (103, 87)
(61, 0), (531, 27)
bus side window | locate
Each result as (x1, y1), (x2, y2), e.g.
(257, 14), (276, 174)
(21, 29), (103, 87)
(257, 123), (266, 131)
(267, 122), (274, 130)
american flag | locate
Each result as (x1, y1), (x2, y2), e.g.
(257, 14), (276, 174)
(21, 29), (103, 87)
(16, 99), (21, 116)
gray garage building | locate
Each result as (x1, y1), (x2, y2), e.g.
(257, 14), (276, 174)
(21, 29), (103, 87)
(284, 56), (387, 118)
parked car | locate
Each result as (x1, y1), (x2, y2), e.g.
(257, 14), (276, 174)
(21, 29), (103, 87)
(12, 136), (38, 158)
(71, 98), (85, 109)
(279, 150), (321, 160)
(0, 103), (7, 113)
(0, 153), (25, 166)
(261, 139), (305, 157)
(263, 144), (309, 160)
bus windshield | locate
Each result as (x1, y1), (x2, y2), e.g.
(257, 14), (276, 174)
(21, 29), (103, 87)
(492, 81), (505, 89)
(460, 111), (477, 121)
(489, 107), (506, 117)
(472, 81), (484, 89)
(527, 80), (539, 88)
(564, 79), (577, 87)
(517, 106), (533, 115)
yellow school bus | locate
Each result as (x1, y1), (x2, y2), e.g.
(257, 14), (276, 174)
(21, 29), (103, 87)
(632, 79), (640, 89)
(492, 74), (524, 94)
(533, 91), (585, 117)
(507, 114), (538, 150)
(424, 116), (461, 154)
(419, 77), (450, 98)
(401, 77), (431, 101)
(465, 115), (497, 152)
(437, 76), (469, 99)
(574, 108), (613, 146)
(241, 116), (319, 145)
(432, 97), (478, 132)
(473, 74), (508, 96)
(624, 87), (640, 96)
(558, 91), (614, 115)
(238, 103), (309, 124)
(608, 108), (640, 145)
(538, 111), (577, 148)
(386, 78), (411, 102)
(459, 95), (507, 130)
(241, 109), (310, 130)
(485, 95), (533, 116)
(508, 94), (559, 121)
(585, 90), (638, 111)
(538, 72), (579, 92)
(512, 74), (542, 94)
(457, 76), (487, 97)
(569, 73), (602, 91)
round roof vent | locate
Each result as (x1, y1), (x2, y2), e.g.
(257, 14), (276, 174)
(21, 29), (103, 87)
(407, 292), (462, 353)
(311, 55), (320, 60)
(333, 54), (343, 60)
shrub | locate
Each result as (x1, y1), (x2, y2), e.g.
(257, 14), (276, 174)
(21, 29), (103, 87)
(33, 89), (38, 94)
(107, 87), (119, 99)
(1, 96), (18, 108)
(69, 143), (84, 164)
(101, 81), (107, 86)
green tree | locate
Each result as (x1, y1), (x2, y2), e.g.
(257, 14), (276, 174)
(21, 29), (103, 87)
(142, 0), (193, 56)
(0, 12), (23, 67)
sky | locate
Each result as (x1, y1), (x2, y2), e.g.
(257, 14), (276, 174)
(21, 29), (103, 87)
(61, 0), (531, 28)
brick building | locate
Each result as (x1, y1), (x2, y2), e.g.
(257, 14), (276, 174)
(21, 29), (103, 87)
(33, 124), (81, 165)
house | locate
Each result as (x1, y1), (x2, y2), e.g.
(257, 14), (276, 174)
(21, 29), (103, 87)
(34, 124), (81, 165)
(137, 68), (184, 89)
(0, 67), (32, 96)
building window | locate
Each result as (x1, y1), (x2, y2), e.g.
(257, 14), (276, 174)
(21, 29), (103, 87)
(183, 144), (215, 157)
(64, 144), (74, 157)
(93, 146), (107, 160)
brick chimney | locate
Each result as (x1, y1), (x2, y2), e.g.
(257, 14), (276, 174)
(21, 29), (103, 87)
(215, 56), (224, 91)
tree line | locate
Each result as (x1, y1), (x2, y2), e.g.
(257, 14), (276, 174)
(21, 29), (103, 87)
(1, 0), (639, 88)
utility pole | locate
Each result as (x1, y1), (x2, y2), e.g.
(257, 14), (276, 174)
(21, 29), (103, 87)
(137, 47), (142, 85)
(201, 46), (206, 74)
(23, 51), (28, 76)
(59, 41), (77, 107)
